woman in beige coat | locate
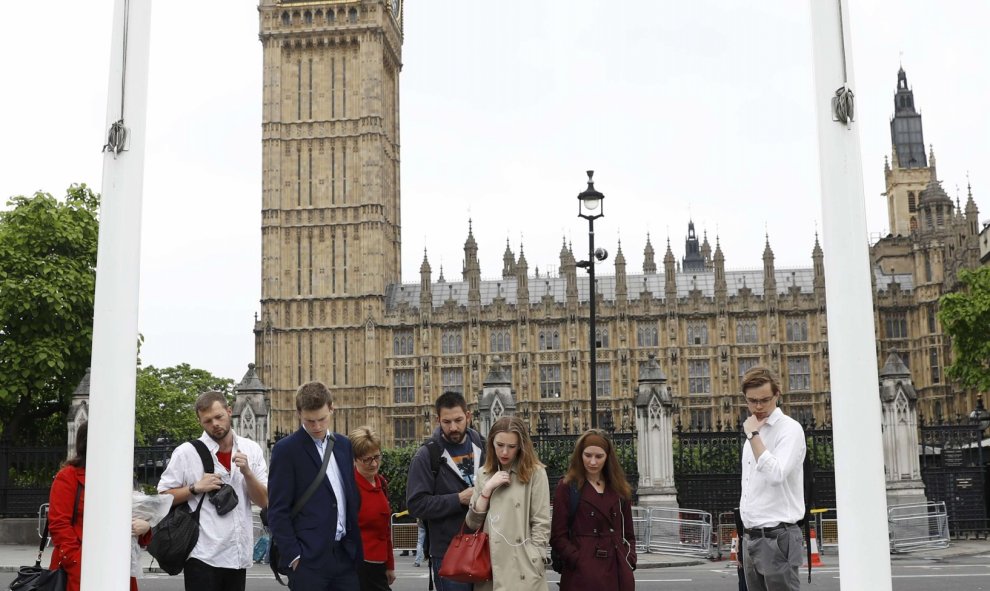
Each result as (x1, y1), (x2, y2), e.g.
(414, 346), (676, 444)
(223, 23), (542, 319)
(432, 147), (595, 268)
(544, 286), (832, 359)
(466, 416), (550, 591)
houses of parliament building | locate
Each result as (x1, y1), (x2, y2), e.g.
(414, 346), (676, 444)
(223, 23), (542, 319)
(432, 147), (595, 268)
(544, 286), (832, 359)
(253, 0), (984, 446)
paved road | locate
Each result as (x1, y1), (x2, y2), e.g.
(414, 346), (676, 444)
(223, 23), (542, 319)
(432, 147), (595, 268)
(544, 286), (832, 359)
(4, 554), (990, 590)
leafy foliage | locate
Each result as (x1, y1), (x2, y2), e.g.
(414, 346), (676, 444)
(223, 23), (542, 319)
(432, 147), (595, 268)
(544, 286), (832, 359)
(939, 267), (990, 392)
(0, 185), (99, 444)
(134, 363), (234, 445)
(380, 444), (419, 515)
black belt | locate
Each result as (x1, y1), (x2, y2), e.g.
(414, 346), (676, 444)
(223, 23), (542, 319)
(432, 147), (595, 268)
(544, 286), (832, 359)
(744, 523), (795, 539)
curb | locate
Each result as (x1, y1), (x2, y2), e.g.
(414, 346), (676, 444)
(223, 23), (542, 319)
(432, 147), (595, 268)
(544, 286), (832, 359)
(636, 559), (708, 569)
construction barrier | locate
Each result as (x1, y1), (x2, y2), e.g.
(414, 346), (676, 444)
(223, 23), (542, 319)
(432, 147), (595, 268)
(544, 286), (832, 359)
(715, 511), (738, 560)
(888, 501), (950, 553)
(630, 506), (650, 554)
(646, 507), (714, 558)
(812, 507), (839, 554)
(391, 510), (420, 552)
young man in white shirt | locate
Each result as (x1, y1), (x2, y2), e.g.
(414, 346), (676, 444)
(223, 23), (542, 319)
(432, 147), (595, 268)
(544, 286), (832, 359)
(158, 391), (269, 591)
(738, 366), (806, 591)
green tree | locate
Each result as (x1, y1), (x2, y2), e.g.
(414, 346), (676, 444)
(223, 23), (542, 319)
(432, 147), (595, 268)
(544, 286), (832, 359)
(0, 185), (99, 444)
(134, 363), (235, 445)
(939, 266), (990, 392)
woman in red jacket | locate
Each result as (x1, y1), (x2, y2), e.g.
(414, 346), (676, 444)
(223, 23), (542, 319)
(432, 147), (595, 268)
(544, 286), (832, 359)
(48, 421), (151, 591)
(350, 426), (396, 591)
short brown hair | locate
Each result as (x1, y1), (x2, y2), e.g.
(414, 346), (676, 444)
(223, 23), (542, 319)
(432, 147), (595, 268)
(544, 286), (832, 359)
(296, 381), (333, 412)
(741, 366), (781, 397)
(195, 391), (229, 415)
(349, 426), (381, 460)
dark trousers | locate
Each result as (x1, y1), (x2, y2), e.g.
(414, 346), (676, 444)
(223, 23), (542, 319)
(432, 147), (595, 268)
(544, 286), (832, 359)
(429, 556), (473, 591)
(183, 557), (246, 591)
(358, 561), (391, 591)
(288, 542), (360, 591)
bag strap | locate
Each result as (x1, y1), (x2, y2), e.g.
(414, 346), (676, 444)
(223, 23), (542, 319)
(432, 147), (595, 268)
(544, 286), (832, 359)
(290, 433), (335, 518)
(191, 439), (214, 474)
(38, 481), (83, 567)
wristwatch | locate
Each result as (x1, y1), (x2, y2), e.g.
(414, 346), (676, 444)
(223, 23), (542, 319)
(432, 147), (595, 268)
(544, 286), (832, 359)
(189, 483), (198, 495)
(748, 431), (760, 441)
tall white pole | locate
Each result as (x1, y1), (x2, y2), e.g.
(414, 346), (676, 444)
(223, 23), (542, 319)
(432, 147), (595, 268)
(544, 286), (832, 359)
(808, 1), (892, 588)
(81, 1), (152, 590)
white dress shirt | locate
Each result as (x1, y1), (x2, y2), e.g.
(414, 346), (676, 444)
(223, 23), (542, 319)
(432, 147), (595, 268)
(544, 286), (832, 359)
(157, 431), (268, 569)
(315, 436), (347, 541)
(739, 407), (806, 529)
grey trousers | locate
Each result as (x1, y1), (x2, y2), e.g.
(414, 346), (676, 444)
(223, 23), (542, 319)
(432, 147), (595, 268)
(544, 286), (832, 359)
(742, 525), (802, 591)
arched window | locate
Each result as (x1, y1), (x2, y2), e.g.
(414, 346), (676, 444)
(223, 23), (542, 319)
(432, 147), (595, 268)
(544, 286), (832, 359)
(348, 7), (358, 22)
(304, 10), (312, 24)
(281, 11), (290, 25)
(907, 192), (916, 212)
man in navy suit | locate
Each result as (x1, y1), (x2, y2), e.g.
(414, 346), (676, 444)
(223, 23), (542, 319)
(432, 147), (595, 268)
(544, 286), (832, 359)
(267, 381), (363, 590)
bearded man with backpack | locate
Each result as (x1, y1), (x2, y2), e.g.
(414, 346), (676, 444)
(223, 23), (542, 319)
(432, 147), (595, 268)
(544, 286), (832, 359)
(406, 392), (486, 591)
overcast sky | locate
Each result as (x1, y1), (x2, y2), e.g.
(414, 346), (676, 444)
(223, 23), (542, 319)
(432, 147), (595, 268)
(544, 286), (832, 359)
(2, 1), (987, 382)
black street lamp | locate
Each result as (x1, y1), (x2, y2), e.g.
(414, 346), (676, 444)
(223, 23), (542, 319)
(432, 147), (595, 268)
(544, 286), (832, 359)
(970, 394), (990, 433)
(575, 171), (606, 428)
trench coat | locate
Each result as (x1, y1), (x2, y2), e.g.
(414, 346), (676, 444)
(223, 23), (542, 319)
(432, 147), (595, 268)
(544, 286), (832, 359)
(465, 463), (550, 591)
(549, 479), (637, 591)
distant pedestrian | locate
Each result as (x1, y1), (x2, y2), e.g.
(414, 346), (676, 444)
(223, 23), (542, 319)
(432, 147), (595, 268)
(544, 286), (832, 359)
(739, 366), (806, 591)
(414, 519), (425, 567)
(550, 429), (636, 591)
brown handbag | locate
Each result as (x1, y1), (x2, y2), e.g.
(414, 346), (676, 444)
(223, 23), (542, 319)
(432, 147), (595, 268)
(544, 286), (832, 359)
(438, 522), (492, 583)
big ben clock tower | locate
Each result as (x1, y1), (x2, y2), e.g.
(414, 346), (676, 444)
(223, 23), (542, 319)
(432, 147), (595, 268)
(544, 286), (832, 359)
(256, 0), (403, 435)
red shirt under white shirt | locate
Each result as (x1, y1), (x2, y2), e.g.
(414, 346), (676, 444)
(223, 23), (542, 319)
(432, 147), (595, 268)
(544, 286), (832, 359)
(354, 469), (395, 570)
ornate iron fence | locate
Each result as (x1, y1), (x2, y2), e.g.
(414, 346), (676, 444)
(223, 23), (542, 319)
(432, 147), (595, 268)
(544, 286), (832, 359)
(919, 419), (988, 537)
(673, 419), (835, 518)
(0, 443), (180, 517)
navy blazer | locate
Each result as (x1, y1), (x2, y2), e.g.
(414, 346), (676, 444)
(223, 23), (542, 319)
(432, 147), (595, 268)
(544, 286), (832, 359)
(267, 427), (364, 570)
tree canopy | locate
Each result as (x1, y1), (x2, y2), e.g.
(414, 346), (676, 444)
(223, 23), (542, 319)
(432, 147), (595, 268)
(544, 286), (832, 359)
(0, 185), (99, 444)
(939, 266), (990, 393)
(134, 363), (234, 445)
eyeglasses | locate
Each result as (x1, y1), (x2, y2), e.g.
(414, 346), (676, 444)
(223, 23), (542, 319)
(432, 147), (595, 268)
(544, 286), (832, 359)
(745, 395), (776, 406)
(358, 454), (382, 466)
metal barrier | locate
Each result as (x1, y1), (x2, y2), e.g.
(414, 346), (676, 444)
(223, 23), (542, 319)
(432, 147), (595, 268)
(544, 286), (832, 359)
(392, 511), (419, 552)
(630, 506), (650, 554)
(37, 503), (49, 541)
(813, 508), (839, 554)
(888, 501), (950, 553)
(646, 507), (713, 558)
(715, 511), (737, 560)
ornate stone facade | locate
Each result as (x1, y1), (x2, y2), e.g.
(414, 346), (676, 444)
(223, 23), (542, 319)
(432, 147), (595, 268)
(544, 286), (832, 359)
(254, 6), (983, 447)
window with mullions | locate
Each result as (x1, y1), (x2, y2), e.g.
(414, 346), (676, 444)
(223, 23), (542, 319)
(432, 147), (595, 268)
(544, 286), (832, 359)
(690, 409), (712, 431)
(490, 329), (511, 353)
(393, 418), (416, 447)
(596, 363), (612, 397)
(929, 348), (940, 384)
(786, 317), (808, 342)
(393, 331), (414, 356)
(595, 328), (610, 348)
(538, 328), (560, 351)
(738, 356), (760, 382)
(687, 321), (708, 346)
(441, 330), (463, 355)
(441, 367), (464, 394)
(787, 356), (810, 391)
(736, 319), (758, 343)
(688, 359), (711, 394)
(393, 369), (414, 403)
(884, 312), (908, 339)
(637, 324), (659, 347)
(539, 364), (562, 398)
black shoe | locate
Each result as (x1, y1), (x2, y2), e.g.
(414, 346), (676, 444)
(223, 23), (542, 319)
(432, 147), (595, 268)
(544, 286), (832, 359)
(400, 551), (410, 556)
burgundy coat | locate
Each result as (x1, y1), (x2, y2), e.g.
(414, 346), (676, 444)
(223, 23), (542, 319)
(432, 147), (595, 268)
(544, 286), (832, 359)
(550, 479), (636, 591)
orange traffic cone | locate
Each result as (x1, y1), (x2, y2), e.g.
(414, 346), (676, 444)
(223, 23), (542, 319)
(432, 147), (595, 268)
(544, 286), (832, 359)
(808, 528), (824, 566)
(729, 536), (739, 565)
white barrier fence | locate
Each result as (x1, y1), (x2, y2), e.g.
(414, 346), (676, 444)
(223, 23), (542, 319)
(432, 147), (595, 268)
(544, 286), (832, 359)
(888, 501), (949, 553)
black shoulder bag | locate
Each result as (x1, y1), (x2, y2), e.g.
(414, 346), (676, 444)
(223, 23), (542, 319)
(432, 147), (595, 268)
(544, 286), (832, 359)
(8, 483), (81, 591)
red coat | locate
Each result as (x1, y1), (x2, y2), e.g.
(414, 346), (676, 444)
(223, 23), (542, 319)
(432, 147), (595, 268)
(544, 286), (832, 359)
(47, 465), (149, 591)
(354, 470), (395, 570)
(550, 479), (637, 591)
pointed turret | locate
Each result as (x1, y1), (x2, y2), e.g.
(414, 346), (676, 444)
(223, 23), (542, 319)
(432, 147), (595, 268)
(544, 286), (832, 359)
(516, 244), (529, 305)
(664, 238), (677, 302)
(615, 239), (628, 303)
(463, 220), (480, 304)
(763, 234), (777, 296)
(713, 237), (726, 299)
(643, 234), (657, 274)
(890, 67), (927, 169)
(812, 234), (825, 297)
(419, 249), (432, 310)
(682, 221), (705, 272)
(502, 238), (516, 278)
(965, 182), (980, 236)
(561, 237), (578, 302)
(701, 230), (713, 271)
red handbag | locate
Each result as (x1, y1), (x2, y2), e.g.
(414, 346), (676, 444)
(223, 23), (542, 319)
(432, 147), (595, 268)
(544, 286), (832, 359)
(438, 522), (492, 583)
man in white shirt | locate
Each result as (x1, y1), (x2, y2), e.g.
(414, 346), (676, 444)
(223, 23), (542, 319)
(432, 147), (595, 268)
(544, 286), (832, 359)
(739, 366), (806, 591)
(158, 391), (269, 591)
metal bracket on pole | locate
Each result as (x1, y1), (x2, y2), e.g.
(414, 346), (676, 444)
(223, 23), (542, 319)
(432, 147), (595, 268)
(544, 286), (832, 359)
(103, 120), (130, 156)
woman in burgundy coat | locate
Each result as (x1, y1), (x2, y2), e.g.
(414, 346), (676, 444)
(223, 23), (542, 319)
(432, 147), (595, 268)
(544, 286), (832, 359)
(550, 429), (636, 591)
